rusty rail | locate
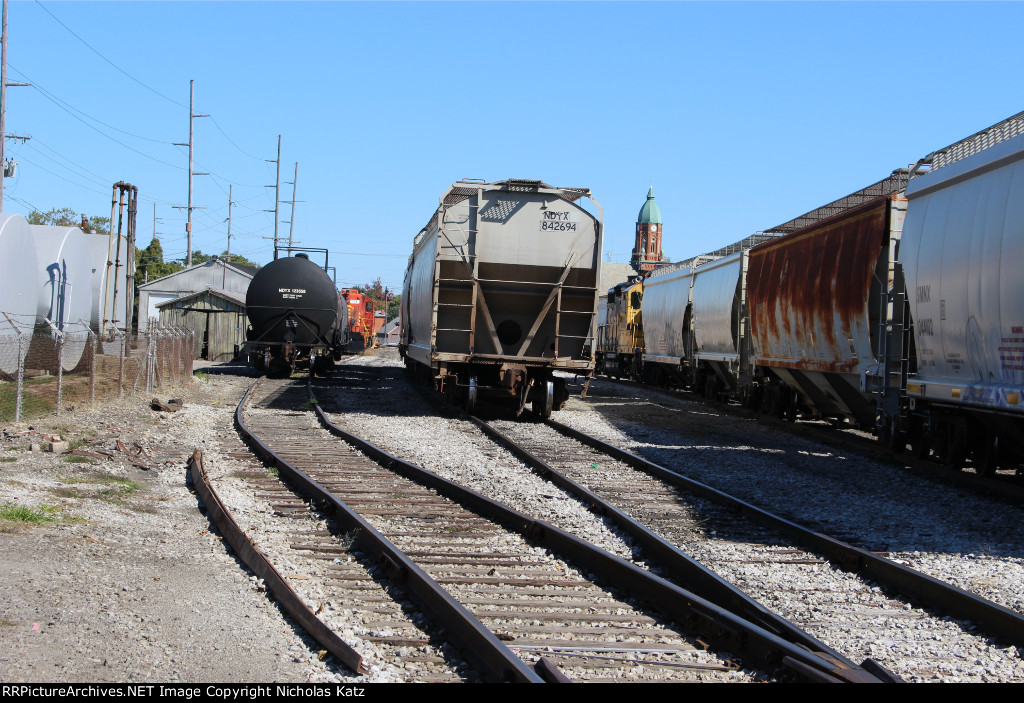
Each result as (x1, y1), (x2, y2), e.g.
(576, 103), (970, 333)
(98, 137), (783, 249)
(186, 449), (369, 675)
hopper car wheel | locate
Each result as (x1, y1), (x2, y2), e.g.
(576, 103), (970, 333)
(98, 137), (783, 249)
(940, 420), (969, 470)
(910, 426), (930, 460)
(533, 380), (554, 419)
(784, 391), (798, 423)
(881, 417), (906, 454)
(465, 377), (478, 413)
(972, 431), (1000, 478)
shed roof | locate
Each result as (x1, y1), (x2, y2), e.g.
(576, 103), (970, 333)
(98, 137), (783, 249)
(155, 287), (247, 309)
(139, 258), (254, 290)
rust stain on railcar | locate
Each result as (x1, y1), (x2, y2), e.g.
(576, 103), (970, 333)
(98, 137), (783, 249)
(748, 199), (888, 373)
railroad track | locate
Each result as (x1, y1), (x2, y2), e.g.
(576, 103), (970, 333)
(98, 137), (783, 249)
(232, 374), (896, 682)
(312, 352), (1024, 681)
(193, 379), (473, 682)
(474, 412), (1024, 659)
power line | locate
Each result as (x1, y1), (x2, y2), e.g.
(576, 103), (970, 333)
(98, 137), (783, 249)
(33, 0), (188, 110)
(11, 64), (184, 169)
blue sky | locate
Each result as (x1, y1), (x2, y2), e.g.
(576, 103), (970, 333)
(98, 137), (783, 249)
(3, 1), (1021, 292)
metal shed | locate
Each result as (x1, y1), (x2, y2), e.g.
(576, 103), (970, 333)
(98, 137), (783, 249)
(156, 288), (247, 362)
(138, 259), (254, 332)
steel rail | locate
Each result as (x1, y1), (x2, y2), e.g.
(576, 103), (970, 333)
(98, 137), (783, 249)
(544, 415), (1024, 648)
(309, 384), (887, 683)
(234, 381), (545, 683)
(466, 414), (897, 681)
(187, 450), (369, 675)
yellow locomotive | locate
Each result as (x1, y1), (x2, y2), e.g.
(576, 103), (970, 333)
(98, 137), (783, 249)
(595, 277), (644, 380)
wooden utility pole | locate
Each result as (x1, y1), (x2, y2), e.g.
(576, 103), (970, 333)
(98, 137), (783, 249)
(1, 0), (8, 213)
(223, 185), (232, 288)
(0, 0), (29, 211)
(287, 162), (298, 248)
(173, 80), (207, 266)
(265, 135), (281, 257)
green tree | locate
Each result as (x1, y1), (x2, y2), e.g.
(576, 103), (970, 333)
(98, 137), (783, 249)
(189, 250), (261, 270)
(27, 207), (110, 236)
(357, 277), (400, 320)
(135, 237), (183, 287)
(27, 207), (77, 226)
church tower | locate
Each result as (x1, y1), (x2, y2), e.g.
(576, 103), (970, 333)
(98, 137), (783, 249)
(631, 186), (663, 274)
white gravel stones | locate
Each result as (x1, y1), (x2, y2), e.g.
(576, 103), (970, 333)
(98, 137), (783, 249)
(6, 353), (1024, 683)
(554, 376), (1024, 682)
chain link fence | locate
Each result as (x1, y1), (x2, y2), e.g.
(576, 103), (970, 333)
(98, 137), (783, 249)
(0, 314), (194, 423)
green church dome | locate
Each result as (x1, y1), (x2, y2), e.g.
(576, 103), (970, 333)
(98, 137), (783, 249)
(637, 186), (662, 225)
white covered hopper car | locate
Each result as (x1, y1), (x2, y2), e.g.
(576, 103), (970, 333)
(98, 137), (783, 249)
(400, 179), (603, 417)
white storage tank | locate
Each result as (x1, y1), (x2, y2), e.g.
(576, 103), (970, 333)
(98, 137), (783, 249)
(29, 225), (93, 371)
(83, 231), (129, 333)
(0, 213), (40, 377)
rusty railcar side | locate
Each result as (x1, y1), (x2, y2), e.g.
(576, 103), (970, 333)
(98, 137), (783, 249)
(746, 195), (906, 427)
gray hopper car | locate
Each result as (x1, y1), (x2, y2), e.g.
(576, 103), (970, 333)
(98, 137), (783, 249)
(400, 179), (603, 417)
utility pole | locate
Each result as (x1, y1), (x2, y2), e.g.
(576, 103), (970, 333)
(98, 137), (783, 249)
(285, 162), (300, 248)
(173, 79), (208, 266)
(265, 135), (281, 258)
(147, 203), (163, 284)
(223, 185), (232, 288)
(0, 0), (30, 212)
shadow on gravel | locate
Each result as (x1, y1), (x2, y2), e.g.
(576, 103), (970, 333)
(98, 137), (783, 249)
(580, 377), (1024, 561)
(194, 360), (262, 378)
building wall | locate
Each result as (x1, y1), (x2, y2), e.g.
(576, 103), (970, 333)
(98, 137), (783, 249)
(157, 292), (246, 362)
(139, 261), (252, 331)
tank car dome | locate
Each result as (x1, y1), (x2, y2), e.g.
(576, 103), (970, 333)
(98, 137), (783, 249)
(637, 186), (663, 225)
(0, 213), (39, 377)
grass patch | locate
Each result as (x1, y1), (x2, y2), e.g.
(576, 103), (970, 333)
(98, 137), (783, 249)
(62, 455), (95, 464)
(0, 456), (17, 463)
(51, 474), (143, 507)
(0, 501), (57, 524)
(66, 474), (142, 492)
(0, 618), (17, 627)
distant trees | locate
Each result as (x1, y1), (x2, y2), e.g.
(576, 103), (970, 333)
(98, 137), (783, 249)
(133, 242), (262, 287)
(134, 238), (182, 287)
(354, 277), (400, 320)
(27, 207), (110, 236)
(190, 249), (262, 270)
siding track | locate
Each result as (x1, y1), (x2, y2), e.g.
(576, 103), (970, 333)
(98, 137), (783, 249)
(239, 374), (891, 682)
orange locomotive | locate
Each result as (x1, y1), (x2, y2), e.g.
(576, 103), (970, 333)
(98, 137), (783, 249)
(340, 288), (376, 352)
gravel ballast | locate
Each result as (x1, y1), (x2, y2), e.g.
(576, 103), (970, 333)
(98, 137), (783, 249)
(3, 352), (1024, 682)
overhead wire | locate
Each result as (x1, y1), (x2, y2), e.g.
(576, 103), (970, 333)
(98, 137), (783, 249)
(25, 2), (283, 225)
(33, 0), (188, 110)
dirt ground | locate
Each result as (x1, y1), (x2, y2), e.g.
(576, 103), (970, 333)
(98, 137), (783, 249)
(0, 363), (350, 683)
